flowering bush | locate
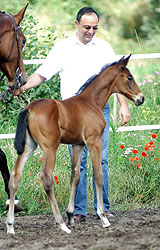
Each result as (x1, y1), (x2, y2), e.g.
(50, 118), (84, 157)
(118, 133), (160, 203)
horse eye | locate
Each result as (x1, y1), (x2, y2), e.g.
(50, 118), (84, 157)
(127, 75), (133, 81)
(22, 38), (26, 47)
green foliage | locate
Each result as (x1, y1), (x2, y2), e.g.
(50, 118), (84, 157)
(109, 131), (160, 208)
(0, 1), (27, 14)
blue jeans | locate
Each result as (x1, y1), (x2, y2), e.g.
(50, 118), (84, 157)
(68, 102), (110, 216)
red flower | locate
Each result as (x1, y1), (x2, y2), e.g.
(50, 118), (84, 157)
(120, 145), (125, 149)
(151, 134), (157, 138)
(135, 157), (139, 161)
(40, 157), (44, 162)
(141, 151), (147, 157)
(28, 171), (32, 176)
(137, 163), (142, 168)
(149, 141), (154, 145)
(154, 157), (159, 161)
(144, 147), (149, 151)
(129, 157), (134, 161)
(54, 175), (59, 184)
(132, 149), (138, 154)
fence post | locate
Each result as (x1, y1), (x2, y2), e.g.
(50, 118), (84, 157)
(113, 94), (118, 126)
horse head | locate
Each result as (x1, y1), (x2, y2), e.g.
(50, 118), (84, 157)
(0, 3), (29, 88)
(114, 55), (144, 106)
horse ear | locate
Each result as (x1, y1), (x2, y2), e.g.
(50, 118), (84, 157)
(118, 54), (132, 71)
(13, 3), (29, 25)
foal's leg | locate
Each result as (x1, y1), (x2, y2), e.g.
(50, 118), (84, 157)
(40, 147), (71, 234)
(88, 138), (110, 228)
(0, 149), (23, 212)
(66, 144), (84, 225)
(0, 149), (10, 198)
(6, 132), (37, 234)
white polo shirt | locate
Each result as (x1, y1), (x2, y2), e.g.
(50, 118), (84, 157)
(36, 33), (116, 100)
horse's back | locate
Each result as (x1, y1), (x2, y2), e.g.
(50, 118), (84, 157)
(27, 98), (58, 115)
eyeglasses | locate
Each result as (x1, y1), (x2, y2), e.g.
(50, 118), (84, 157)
(79, 23), (98, 31)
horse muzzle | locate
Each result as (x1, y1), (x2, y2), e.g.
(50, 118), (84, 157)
(7, 73), (27, 88)
(134, 94), (144, 106)
(19, 73), (28, 86)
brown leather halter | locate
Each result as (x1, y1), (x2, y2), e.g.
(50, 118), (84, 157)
(0, 12), (23, 103)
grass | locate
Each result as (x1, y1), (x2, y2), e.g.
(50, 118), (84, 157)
(109, 130), (160, 209)
(0, 59), (160, 218)
(0, 129), (159, 218)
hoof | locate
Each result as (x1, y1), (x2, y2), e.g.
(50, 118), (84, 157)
(6, 222), (15, 234)
(60, 223), (71, 233)
(101, 216), (111, 228)
(97, 211), (111, 228)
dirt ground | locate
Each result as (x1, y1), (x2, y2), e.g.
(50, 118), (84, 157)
(0, 208), (159, 250)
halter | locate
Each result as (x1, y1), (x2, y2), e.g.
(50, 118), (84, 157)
(0, 13), (23, 103)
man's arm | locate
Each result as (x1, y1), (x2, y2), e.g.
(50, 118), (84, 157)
(20, 73), (46, 92)
(117, 94), (130, 126)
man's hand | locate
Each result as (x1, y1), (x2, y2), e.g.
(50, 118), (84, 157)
(119, 105), (130, 126)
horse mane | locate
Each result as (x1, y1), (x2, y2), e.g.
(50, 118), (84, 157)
(0, 11), (6, 15)
(75, 60), (118, 95)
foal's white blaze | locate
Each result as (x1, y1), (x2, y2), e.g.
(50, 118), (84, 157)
(60, 223), (71, 233)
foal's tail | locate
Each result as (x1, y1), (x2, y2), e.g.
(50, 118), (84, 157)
(14, 109), (29, 155)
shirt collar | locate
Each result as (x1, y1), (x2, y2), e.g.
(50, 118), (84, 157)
(72, 32), (97, 46)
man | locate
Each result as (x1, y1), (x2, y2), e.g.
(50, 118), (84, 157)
(17, 7), (130, 222)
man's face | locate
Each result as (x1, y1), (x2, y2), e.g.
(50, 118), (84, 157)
(75, 13), (99, 45)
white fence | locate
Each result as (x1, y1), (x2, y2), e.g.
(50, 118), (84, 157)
(0, 53), (160, 140)
(23, 53), (160, 64)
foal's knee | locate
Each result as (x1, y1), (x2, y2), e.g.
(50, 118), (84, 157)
(94, 169), (103, 187)
(9, 169), (21, 188)
(40, 172), (53, 193)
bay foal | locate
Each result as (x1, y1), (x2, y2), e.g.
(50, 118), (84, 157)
(6, 55), (144, 234)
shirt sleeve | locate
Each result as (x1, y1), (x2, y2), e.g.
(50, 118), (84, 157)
(35, 42), (62, 81)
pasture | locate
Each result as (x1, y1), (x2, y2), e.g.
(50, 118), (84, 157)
(0, 61), (159, 248)
(0, 58), (159, 215)
(0, 3), (159, 248)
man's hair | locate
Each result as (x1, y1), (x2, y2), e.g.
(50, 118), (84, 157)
(76, 7), (99, 23)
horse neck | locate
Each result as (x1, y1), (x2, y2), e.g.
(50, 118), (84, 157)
(81, 66), (119, 110)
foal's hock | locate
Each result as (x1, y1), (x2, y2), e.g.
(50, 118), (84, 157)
(6, 55), (144, 234)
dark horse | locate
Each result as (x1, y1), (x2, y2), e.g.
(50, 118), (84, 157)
(0, 4), (28, 212)
(7, 56), (144, 234)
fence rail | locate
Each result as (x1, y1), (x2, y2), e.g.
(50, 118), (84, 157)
(0, 53), (159, 140)
(0, 125), (160, 140)
(23, 53), (160, 65)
